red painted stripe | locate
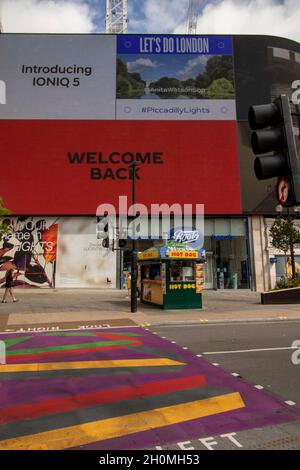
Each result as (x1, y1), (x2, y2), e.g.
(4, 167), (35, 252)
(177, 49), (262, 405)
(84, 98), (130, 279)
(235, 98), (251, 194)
(94, 333), (143, 342)
(0, 375), (207, 425)
(7, 345), (122, 363)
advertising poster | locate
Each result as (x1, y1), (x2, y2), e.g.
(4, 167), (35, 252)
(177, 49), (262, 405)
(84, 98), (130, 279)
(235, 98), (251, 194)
(116, 35), (236, 120)
(0, 217), (58, 288)
(0, 35), (116, 119)
(0, 217), (116, 289)
(55, 217), (116, 288)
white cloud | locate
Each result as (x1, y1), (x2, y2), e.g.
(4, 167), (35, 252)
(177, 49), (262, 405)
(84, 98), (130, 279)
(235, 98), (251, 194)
(174, 0), (300, 43)
(177, 55), (210, 80)
(0, 0), (96, 33)
(129, 0), (189, 34)
(127, 57), (159, 72)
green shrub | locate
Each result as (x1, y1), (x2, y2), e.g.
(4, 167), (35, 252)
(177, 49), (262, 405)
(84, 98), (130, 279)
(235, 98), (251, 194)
(273, 277), (300, 290)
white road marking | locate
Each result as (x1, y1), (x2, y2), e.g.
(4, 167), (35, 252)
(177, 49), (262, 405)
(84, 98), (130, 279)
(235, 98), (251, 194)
(212, 363), (219, 366)
(196, 354), (202, 357)
(182, 347), (188, 350)
(231, 373), (240, 377)
(254, 385), (264, 389)
(1, 325), (139, 335)
(155, 320), (300, 328)
(203, 346), (297, 355)
(285, 400), (296, 406)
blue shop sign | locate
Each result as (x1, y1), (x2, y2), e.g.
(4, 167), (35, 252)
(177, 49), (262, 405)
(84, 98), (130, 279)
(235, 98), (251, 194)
(211, 235), (235, 241)
(270, 257), (278, 264)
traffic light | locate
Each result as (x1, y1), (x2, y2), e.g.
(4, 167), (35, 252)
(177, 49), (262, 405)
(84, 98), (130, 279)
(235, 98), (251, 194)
(118, 239), (126, 249)
(96, 217), (110, 248)
(118, 228), (127, 249)
(248, 94), (300, 206)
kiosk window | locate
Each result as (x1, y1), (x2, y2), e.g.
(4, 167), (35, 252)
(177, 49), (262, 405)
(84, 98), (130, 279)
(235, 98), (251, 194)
(142, 264), (161, 280)
(170, 261), (195, 282)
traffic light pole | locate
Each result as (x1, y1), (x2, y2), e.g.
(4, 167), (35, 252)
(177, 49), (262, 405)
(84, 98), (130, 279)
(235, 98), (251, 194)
(131, 162), (138, 313)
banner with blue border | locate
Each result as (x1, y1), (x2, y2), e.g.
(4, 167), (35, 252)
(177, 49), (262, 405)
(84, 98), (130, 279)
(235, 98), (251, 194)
(117, 35), (233, 55)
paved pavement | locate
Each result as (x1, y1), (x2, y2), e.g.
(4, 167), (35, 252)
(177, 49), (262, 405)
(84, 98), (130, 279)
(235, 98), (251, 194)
(1, 288), (300, 330)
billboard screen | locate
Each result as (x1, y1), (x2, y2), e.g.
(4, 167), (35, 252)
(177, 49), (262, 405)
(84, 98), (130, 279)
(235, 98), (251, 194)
(0, 33), (240, 215)
(0, 33), (298, 215)
(0, 120), (241, 215)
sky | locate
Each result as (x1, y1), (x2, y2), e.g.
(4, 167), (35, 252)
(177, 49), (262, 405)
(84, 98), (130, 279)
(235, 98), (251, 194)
(0, 0), (299, 43)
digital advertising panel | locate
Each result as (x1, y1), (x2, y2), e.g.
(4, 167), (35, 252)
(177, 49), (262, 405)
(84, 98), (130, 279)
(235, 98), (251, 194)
(116, 35), (236, 121)
(0, 119), (240, 215)
(0, 35), (117, 120)
(0, 33), (298, 216)
(0, 33), (240, 216)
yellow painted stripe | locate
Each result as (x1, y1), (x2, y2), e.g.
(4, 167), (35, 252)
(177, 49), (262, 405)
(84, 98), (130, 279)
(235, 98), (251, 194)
(0, 392), (245, 450)
(0, 358), (185, 373)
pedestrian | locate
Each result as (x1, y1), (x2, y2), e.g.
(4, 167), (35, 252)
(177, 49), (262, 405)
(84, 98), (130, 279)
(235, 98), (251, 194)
(1, 268), (18, 303)
(127, 272), (131, 297)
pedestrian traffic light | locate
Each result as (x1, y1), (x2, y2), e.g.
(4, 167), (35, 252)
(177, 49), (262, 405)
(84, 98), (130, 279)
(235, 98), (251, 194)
(96, 217), (110, 248)
(248, 94), (300, 206)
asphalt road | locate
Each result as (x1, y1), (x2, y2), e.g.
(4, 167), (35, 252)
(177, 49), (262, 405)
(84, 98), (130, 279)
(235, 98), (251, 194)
(150, 320), (300, 407)
(1, 322), (300, 450)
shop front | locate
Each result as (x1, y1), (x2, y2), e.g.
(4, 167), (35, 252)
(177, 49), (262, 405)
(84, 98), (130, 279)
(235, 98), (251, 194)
(203, 218), (251, 289)
(119, 217), (251, 291)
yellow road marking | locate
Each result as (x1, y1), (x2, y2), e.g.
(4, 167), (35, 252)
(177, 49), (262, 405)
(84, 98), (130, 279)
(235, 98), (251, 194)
(0, 392), (245, 450)
(0, 358), (185, 373)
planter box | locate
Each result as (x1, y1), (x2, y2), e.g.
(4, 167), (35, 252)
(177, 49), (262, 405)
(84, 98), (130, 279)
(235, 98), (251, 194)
(261, 287), (300, 304)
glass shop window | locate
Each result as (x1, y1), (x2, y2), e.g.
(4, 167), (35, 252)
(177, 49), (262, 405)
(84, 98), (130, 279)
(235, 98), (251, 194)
(143, 264), (161, 280)
(170, 261), (195, 282)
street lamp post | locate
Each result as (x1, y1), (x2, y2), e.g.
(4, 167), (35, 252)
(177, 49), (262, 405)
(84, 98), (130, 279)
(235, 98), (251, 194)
(130, 161), (139, 313)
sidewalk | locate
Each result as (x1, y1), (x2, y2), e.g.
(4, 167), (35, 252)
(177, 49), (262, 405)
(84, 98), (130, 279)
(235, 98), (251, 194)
(1, 288), (300, 330)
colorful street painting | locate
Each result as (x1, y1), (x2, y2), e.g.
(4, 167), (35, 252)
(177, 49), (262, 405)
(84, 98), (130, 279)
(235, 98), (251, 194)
(0, 327), (299, 450)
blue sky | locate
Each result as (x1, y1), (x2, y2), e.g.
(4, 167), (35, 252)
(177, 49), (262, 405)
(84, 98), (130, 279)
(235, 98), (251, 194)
(81, 0), (191, 33)
(0, 1), (299, 42)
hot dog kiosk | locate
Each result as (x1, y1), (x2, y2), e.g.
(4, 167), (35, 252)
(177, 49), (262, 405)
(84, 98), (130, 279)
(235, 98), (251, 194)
(138, 242), (205, 309)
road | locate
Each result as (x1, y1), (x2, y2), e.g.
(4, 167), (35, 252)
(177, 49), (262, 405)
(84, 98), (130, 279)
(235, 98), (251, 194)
(1, 321), (300, 450)
(150, 320), (300, 407)
(148, 320), (300, 450)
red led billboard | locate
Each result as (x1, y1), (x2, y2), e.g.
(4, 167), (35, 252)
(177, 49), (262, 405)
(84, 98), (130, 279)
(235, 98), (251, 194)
(0, 120), (241, 215)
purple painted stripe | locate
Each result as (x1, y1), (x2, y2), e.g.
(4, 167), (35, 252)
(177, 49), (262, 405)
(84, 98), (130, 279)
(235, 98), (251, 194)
(0, 370), (190, 408)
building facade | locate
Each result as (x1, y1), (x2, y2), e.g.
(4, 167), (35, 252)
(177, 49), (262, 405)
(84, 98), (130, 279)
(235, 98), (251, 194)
(0, 33), (299, 291)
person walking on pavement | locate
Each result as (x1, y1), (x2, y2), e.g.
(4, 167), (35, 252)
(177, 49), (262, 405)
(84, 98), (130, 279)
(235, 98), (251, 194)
(2, 268), (18, 303)
(126, 272), (131, 298)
